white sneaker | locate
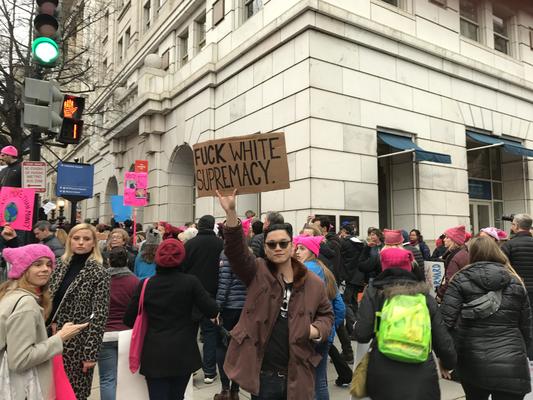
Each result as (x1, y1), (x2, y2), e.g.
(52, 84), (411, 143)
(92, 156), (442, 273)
(204, 375), (217, 384)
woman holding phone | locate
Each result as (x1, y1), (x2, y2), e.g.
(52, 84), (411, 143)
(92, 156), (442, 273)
(48, 223), (111, 400)
(0, 244), (87, 399)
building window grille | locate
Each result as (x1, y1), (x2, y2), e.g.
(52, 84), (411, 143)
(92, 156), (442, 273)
(459, 0), (479, 42)
(493, 11), (510, 55)
(244, 0), (262, 21)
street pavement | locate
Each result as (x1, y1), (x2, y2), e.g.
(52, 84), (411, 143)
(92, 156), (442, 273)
(88, 339), (466, 399)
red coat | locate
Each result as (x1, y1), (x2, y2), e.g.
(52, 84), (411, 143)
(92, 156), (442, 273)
(437, 246), (469, 301)
(222, 224), (333, 399)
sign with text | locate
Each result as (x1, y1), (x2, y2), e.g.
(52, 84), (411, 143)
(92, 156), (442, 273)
(134, 160), (148, 173)
(22, 161), (47, 193)
(0, 187), (35, 231)
(56, 162), (94, 198)
(193, 132), (290, 197)
(124, 172), (148, 207)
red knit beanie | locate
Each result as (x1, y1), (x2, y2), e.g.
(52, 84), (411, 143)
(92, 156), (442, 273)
(445, 225), (466, 246)
(155, 239), (186, 268)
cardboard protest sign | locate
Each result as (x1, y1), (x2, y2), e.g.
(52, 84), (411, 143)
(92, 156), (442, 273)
(0, 187), (36, 231)
(134, 160), (148, 173)
(193, 132), (290, 197)
(124, 172), (148, 207)
(424, 261), (444, 293)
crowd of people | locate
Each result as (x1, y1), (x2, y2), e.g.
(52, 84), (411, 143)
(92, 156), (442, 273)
(0, 189), (531, 400)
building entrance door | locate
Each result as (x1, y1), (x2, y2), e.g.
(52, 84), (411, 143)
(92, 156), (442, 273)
(469, 202), (493, 233)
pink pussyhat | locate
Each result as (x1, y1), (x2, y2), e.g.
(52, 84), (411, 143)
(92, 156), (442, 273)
(293, 235), (323, 257)
(481, 227), (501, 241)
(1, 145), (17, 157)
(3, 244), (56, 279)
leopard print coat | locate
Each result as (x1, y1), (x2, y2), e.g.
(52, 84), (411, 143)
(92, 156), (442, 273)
(49, 257), (110, 400)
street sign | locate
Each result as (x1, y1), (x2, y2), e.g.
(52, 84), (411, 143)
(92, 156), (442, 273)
(22, 161), (47, 193)
(56, 162), (94, 198)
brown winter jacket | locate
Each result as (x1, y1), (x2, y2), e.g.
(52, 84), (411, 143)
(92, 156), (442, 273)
(436, 246), (469, 301)
(223, 224), (334, 399)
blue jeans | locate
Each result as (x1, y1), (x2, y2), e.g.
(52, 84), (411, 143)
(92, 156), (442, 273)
(200, 317), (217, 377)
(146, 375), (190, 400)
(315, 342), (330, 400)
(251, 371), (287, 400)
(98, 341), (118, 400)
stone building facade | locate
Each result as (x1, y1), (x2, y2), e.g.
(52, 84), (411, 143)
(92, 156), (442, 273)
(53, 0), (533, 240)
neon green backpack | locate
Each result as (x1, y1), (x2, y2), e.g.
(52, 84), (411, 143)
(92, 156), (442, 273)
(375, 293), (432, 363)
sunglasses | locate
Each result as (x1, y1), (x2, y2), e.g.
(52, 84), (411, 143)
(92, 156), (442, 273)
(265, 240), (291, 250)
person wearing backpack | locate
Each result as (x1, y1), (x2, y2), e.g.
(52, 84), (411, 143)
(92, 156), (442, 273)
(354, 247), (457, 400)
(441, 237), (531, 400)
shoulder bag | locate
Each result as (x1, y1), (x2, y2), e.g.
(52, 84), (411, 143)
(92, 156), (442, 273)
(129, 278), (149, 373)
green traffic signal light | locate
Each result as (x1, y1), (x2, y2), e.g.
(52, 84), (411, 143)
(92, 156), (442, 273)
(32, 37), (59, 66)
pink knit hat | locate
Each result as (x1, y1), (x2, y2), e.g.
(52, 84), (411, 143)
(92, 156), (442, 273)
(480, 227), (508, 241)
(383, 229), (403, 245)
(242, 217), (253, 237)
(3, 244), (56, 279)
(445, 225), (466, 246)
(380, 247), (413, 272)
(0, 145), (17, 157)
(293, 235), (323, 257)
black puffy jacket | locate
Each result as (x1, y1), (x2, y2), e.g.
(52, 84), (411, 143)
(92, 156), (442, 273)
(354, 268), (456, 400)
(502, 231), (533, 293)
(339, 236), (364, 285)
(441, 261), (532, 395)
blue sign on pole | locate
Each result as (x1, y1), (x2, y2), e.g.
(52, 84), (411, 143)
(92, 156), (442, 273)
(56, 162), (94, 198)
(111, 195), (132, 222)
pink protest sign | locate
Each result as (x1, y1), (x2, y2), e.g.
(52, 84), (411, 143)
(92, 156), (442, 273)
(124, 172), (148, 207)
(0, 187), (36, 231)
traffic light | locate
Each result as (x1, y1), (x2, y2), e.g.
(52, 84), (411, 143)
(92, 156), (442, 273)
(32, 0), (60, 67)
(22, 78), (63, 133)
(57, 95), (85, 144)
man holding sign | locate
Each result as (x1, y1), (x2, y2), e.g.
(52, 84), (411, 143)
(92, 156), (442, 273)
(216, 188), (333, 400)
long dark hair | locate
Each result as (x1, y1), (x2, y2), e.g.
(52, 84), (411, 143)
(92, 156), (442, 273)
(410, 229), (423, 242)
(141, 244), (158, 264)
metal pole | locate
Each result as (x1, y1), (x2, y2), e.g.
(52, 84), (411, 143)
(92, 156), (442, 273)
(466, 143), (504, 152)
(70, 200), (77, 225)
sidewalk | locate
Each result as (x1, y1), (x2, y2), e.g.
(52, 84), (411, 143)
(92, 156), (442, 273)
(88, 337), (466, 399)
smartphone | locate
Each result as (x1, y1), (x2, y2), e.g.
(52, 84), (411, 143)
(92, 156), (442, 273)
(78, 313), (95, 324)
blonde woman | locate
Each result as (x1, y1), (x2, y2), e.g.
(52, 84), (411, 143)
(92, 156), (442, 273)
(441, 237), (531, 400)
(0, 244), (86, 399)
(48, 224), (110, 400)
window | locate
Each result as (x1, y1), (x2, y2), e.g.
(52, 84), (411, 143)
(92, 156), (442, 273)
(125, 28), (130, 48)
(117, 38), (123, 63)
(244, 0), (262, 21)
(459, 0), (479, 42)
(213, 0), (224, 26)
(493, 9), (510, 55)
(196, 13), (206, 51)
(179, 29), (189, 66)
(161, 49), (169, 70)
(430, 0), (446, 6)
(380, 0), (399, 6)
(143, 1), (151, 30)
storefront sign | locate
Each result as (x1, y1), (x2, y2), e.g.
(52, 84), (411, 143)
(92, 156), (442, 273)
(124, 172), (148, 207)
(468, 179), (492, 200)
(0, 187), (35, 231)
(193, 132), (290, 197)
(56, 162), (94, 198)
(22, 161), (47, 193)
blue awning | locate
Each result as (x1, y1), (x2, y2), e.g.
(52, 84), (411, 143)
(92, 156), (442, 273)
(377, 132), (452, 164)
(466, 131), (533, 158)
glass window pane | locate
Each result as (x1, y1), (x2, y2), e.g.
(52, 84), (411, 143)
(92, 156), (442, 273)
(492, 182), (502, 200)
(490, 148), (502, 180)
(477, 204), (491, 230)
(493, 202), (503, 229)
(493, 14), (507, 36)
(469, 204), (475, 233)
(467, 149), (490, 179)
(494, 35), (509, 54)
(381, 0), (399, 6)
(460, 0), (478, 22)
(460, 19), (478, 41)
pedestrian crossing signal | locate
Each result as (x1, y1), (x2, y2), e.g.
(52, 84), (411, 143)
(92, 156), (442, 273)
(58, 118), (83, 144)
